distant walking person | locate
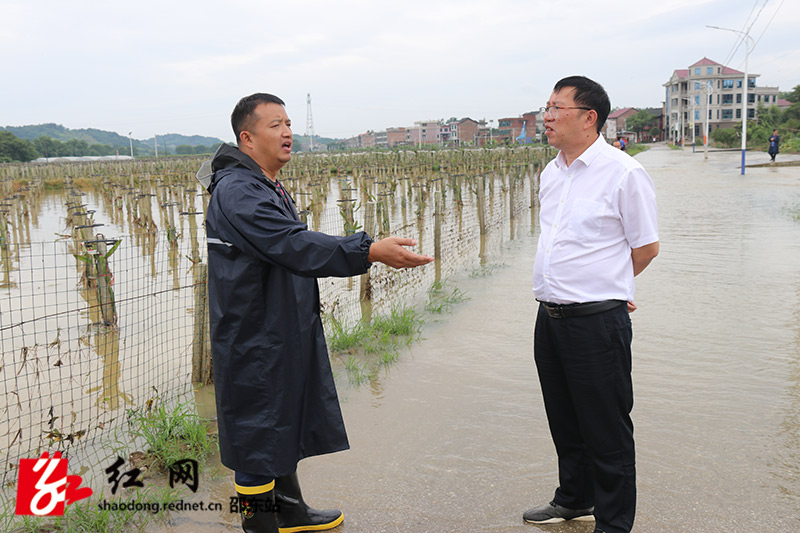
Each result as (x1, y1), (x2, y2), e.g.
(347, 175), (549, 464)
(769, 129), (780, 162)
(523, 76), (659, 533)
(205, 93), (433, 533)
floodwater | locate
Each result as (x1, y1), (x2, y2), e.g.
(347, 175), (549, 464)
(123, 145), (800, 531)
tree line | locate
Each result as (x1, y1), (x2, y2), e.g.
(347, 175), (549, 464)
(0, 132), (219, 163)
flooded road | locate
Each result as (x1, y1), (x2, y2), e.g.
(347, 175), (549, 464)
(150, 145), (800, 532)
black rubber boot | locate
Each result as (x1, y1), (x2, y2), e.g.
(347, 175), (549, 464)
(274, 472), (343, 533)
(237, 486), (279, 533)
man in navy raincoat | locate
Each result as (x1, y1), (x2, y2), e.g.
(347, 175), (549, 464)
(205, 93), (433, 533)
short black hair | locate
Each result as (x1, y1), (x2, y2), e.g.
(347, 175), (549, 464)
(553, 76), (610, 134)
(231, 93), (285, 144)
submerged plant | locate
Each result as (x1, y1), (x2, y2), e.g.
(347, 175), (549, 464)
(425, 279), (469, 314)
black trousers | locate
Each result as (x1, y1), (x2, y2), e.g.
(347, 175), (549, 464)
(534, 302), (636, 533)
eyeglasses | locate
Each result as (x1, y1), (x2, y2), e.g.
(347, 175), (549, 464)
(539, 105), (592, 119)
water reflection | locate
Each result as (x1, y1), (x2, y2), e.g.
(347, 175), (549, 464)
(84, 325), (133, 410)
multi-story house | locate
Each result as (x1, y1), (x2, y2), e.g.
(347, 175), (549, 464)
(663, 57), (780, 144)
(496, 112), (538, 144)
(411, 120), (440, 146)
(358, 131), (376, 148)
(386, 127), (406, 148)
(374, 130), (388, 149)
(445, 118), (481, 146)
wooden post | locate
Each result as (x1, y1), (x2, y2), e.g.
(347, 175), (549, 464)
(192, 263), (213, 384)
(359, 202), (376, 324)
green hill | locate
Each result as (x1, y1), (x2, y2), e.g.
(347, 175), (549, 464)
(1, 123), (225, 155)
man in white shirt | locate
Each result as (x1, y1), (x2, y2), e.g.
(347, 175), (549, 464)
(523, 76), (659, 533)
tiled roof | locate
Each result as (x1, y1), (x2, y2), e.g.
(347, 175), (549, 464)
(721, 66), (744, 75)
(690, 57), (719, 67)
(608, 107), (635, 119)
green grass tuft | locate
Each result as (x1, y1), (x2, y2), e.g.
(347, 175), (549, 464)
(126, 400), (217, 471)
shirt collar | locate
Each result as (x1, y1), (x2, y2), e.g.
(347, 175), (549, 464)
(554, 134), (605, 170)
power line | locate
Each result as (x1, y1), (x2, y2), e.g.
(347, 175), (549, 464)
(722, 0), (766, 67)
(751, 0), (784, 51)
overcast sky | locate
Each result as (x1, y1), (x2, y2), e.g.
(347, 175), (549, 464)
(1, 0), (797, 142)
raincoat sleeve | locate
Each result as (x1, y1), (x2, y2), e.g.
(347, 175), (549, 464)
(213, 175), (373, 278)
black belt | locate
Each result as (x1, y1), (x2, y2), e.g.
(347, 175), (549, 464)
(538, 299), (625, 319)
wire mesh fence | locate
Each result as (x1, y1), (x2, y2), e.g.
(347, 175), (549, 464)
(0, 147), (550, 487)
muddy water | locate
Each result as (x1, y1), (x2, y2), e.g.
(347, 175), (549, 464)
(149, 145), (800, 532)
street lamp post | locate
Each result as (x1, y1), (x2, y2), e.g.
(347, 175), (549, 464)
(704, 81), (712, 161)
(689, 98), (697, 153)
(708, 24), (753, 175)
(128, 132), (134, 159)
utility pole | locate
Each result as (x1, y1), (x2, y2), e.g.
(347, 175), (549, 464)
(708, 25), (753, 175)
(306, 93), (315, 152)
(128, 132), (134, 159)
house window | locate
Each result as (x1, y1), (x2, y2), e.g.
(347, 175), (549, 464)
(707, 67), (713, 74)
(748, 109), (755, 118)
(722, 109), (733, 119)
(717, 109), (720, 119)
(722, 79), (734, 89)
(736, 109), (741, 119)
(709, 110), (712, 119)
(695, 82), (701, 90)
(695, 95), (700, 105)
(695, 110), (700, 120)
(748, 78), (756, 88)
(748, 94), (755, 103)
(722, 94), (733, 104)
(737, 80), (742, 88)
(737, 94), (742, 104)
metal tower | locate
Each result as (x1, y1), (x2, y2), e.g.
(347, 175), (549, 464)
(306, 93), (315, 152)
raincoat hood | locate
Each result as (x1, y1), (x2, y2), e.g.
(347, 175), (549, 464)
(208, 143), (265, 193)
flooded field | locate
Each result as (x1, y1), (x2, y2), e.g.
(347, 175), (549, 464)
(4, 145), (800, 532)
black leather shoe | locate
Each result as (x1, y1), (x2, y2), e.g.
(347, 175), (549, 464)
(275, 472), (343, 533)
(523, 500), (594, 524)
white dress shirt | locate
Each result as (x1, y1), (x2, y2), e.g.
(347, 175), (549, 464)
(533, 135), (659, 304)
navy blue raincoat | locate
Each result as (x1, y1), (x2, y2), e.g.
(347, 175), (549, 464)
(205, 144), (373, 477)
